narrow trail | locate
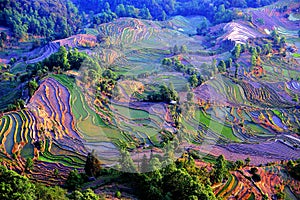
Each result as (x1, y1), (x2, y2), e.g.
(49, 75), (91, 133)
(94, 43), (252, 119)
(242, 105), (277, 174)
(26, 42), (60, 64)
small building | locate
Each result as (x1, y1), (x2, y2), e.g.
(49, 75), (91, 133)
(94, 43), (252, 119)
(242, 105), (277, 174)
(170, 100), (177, 105)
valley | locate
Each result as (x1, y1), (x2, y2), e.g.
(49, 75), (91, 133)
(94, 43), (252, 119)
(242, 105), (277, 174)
(0, 0), (300, 199)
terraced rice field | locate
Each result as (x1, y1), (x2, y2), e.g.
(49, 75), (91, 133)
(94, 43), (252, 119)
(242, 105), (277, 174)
(50, 75), (168, 158)
(193, 109), (239, 142)
(50, 75), (121, 140)
(98, 18), (157, 46)
(0, 76), (91, 167)
(204, 75), (249, 105)
(215, 174), (239, 198)
(0, 110), (36, 157)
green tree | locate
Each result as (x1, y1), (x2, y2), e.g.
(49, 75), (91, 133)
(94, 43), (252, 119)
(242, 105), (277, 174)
(116, 4), (126, 17)
(232, 44), (241, 60)
(25, 158), (34, 171)
(0, 166), (36, 200)
(218, 60), (226, 72)
(119, 149), (137, 173)
(271, 30), (279, 38)
(161, 10), (167, 21)
(187, 91), (194, 102)
(211, 155), (229, 184)
(276, 191), (286, 200)
(234, 160), (244, 169)
(196, 18), (208, 36)
(235, 63), (240, 78)
(251, 54), (257, 67)
(68, 189), (98, 200)
(162, 167), (216, 200)
(57, 46), (70, 70)
(65, 170), (85, 190)
(289, 163), (300, 180)
(173, 45), (179, 55)
(115, 191), (122, 198)
(140, 7), (152, 20)
(68, 48), (87, 70)
(189, 74), (198, 88)
(35, 183), (68, 200)
(228, 58), (233, 68)
(104, 2), (111, 12)
(28, 79), (39, 97)
(245, 157), (251, 166)
(149, 157), (162, 171)
(162, 58), (172, 66)
(180, 45), (188, 53)
(84, 151), (102, 177)
(279, 36), (286, 48)
(16, 99), (25, 110)
(54, 168), (59, 177)
(252, 173), (261, 182)
(250, 167), (258, 174)
(0, 32), (7, 41)
(256, 46), (262, 55)
(141, 154), (149, 172)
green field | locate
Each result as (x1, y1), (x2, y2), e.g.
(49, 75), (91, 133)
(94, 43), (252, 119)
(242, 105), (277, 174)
(51, 74), (164, 147)
(194, 109), (240, 142)
(293, 53), (300, 58)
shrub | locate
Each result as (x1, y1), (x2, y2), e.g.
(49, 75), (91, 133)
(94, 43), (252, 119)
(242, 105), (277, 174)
(250, 167), (258, 174)
(115, 191), (121, 198)
(252, 173), (261, 182)
(289, 164), (300, 180)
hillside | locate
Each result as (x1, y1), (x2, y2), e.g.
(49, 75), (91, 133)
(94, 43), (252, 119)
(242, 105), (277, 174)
(0, 0), (300, 199)
(0, 0), (82, 39)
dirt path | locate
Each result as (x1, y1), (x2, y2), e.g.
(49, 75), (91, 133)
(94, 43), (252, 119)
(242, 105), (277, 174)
(26, 42), (60, 64)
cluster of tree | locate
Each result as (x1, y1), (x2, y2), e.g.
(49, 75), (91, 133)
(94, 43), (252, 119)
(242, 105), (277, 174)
(0, 165), (99, 200)
(162, 55), (230, 89)
(223, 33), (287, 78)
(0, 0), (82, 40)
(28, 47), (89, 79)
(73, 0), (278, 27)
(79, 147), (231, 199)
(144, 83), (179, 103)
(28, 79), (39, 97)
(1, 0), (281, 42)
(84, 150), (102, 177)
(0, 32), (7, 48)
(92, 3), (154, 25)
(196, 18), (209, 36)
(169, 45), (188, 55)
(1, 0), (280, 42)
(249, 167), (261, 182)
(271, 30), (287, 55)
(133, 154), (231, 199)
(176, 0), (278, 25)
(73, 0), (172, 21)
(288, 162), (300, 181)
(162, 57), (196, 75)
(161, 57), (210, 88)
(42, 47), (86, 71)
(95, 69), (118, 97)
(1, 145), (255, 200)
(6, 99), (25, 112)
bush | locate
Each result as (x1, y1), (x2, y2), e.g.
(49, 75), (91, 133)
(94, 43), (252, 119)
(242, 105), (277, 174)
(289, 164), (300, 180)
(252, 173), (261, 182)
(65, 170), (86, 190)
(250, 167), (258, 174)
(276, 191), (286, 200)
(115, 191), (121, 198)
(0, 166), (36, 200)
